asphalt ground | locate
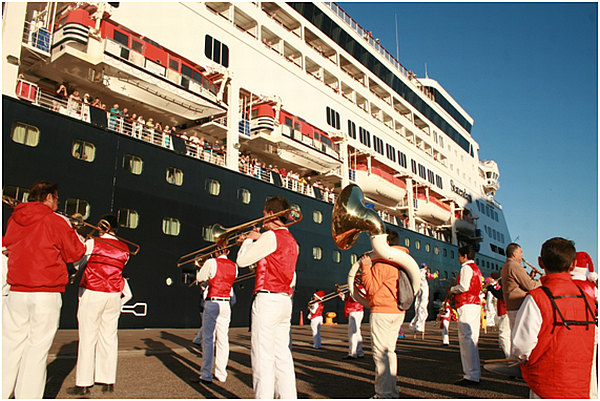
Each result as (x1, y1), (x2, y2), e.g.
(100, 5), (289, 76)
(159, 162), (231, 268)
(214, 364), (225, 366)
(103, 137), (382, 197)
(44, 320), (529, 399)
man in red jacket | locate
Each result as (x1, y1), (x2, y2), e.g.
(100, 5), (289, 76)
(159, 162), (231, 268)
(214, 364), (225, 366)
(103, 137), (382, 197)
(70, 215), (131, 395)
(450, 245), (482, 386)
(512, 237), (596, 398)
(2, 181), (86, 399)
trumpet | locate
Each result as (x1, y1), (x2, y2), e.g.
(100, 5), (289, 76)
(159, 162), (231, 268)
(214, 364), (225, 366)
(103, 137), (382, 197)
(523, 258), (543, 277)
(177, 208), (302, 268)
(2, 194), (140, 256)
(308, 283), (349, 307)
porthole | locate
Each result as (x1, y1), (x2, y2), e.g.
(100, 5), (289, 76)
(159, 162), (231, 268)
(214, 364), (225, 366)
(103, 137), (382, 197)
(11, 122), (39, 147)
(313, 210), (323, 224)
(415, 240), (421, 250)
(238, 188), (251, 204)
(404, 237), (411, 247)
(65, 198), (90, 220)
(123, 154), (143, 175)
(206, 178), (221, 196)
(118, 209), (139, 229)
(350, 253), (359, 264)
(312, 246), (322, 260)
(333, 250), (341, 263)
(434, 246), (439, 255)
(72, 139), (95, 162)
(425, 243), (431, 253)
(162, 217), (180, 236)
(166, 167), (183, 186)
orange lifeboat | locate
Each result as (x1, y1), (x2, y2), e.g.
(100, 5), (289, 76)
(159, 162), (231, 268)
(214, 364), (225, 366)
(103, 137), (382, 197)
(353, 164), (406, 206)
(414, 193), (451, 225)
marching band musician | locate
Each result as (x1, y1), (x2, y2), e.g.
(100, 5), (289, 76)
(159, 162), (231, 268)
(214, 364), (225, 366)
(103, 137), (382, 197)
(70, 215), (132, 395)
(339, 285), (365, 359)
(308, 290), (325, 349)
(511, 238), (596, 399)
(438, 298), (453, 346)
(236, 195), (299, 399)
(408, 262), (438, 339)
(195, 247), (238, 383)
(449, 245), (482, 386)
(359, 230), (411, 399)
(2, 181), (86, 399)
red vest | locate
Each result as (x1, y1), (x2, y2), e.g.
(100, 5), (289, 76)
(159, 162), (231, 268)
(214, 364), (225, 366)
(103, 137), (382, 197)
(521, 273), (595, 399)
(344, 294), (364, 317)
(310, 302), (324, 320)
(254, 229), (298, 295)
(496, 298), (507, 316)
(207, 257), (236, 298)
(80, 237), (129, 293)
(455, 261), (482, 309)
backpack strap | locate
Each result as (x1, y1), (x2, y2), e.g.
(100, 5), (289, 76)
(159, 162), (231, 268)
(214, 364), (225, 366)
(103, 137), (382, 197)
(540, 286), (597, 329)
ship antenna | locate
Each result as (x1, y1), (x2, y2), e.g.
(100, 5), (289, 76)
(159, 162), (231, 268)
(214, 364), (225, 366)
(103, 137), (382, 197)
(424, 63), (429, 79)
(395, 13), (399, 60)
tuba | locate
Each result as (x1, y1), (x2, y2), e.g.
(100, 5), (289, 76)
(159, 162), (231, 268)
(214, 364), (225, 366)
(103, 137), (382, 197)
(331, 184), (420, 307)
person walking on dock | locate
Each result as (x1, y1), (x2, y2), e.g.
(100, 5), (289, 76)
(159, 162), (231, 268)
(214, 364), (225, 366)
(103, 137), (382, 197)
(308, 290), (325, 349)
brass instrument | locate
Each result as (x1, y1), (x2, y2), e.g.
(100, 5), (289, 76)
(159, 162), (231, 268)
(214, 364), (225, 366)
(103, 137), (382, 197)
(234, 270), (256, 284)
(331, 184), (420, 307)
(177, 207), (302, 268)
(307, 284), (349, 307)
(2, 194), (140, 256)
(523, 258), (543, 277)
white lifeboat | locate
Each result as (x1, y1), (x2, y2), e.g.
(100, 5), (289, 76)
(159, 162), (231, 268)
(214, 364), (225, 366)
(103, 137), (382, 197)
(414, 193), (451, 225)
(353, 164), (406, 206)
(454, 209), (477, 235)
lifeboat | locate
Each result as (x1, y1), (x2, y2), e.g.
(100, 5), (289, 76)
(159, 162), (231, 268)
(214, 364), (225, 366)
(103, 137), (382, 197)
(353, 164), (406, 206)
(414, 193), (451, 225)
(455, 209), (477, 235)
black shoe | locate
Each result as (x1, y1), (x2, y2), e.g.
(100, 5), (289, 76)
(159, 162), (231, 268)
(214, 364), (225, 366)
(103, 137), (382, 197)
(455, 378), (479, 386)
(67, 386), (91, 395)
(342, 355), (357, 360)
(101, 384), (114, 393)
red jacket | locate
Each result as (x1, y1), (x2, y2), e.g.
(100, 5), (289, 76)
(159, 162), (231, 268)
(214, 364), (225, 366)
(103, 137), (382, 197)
(4, 202), (85, 292)
(80, 237), (129, 293)
(207, 257), (237, 298)
(521, 273), (595, 399)
(455, 261), (482, 309)
(344, 293), (364, 317)
(254, 229), (298, 295)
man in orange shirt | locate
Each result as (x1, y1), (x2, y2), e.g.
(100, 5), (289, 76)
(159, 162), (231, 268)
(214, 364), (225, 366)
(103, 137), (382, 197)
(360, 230), (411, 398)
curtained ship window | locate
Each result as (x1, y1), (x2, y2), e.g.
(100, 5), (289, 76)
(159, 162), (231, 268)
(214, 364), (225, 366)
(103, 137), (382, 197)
(350, 253), (359, 265)
(123, 154), (143, 175)
(312, 210), (323, 224)
(162, 217), (180, 236)
(404, 237), (410, 248)
(415, 240), (421, 250)
(3, 185), (29, 203)
(425, 243), (431, 253)
(237, 188), (251, 204)
(202, 225), (213, 242)
(312, 246), (322, 260)
(72, 140), (95, 162)
(332, 250), (341, 264)
(118, 209), (139, 229)
(434, 246), (440, 255)
(166, 167), (183, 186)
(11, 122), (40, 147)
(205, 178), (221, 196)
(65, 198), (90, 220)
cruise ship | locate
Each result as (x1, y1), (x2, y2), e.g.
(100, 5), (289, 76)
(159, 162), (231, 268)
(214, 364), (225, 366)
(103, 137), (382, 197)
(2, 2), (511, 329)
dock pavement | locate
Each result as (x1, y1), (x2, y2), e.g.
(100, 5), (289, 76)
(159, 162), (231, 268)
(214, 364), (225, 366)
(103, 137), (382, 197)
(44, 320), (529, 399)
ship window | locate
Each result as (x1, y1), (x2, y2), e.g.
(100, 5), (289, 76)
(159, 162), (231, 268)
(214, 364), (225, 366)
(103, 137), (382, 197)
(404, 237), (410, 247)
(237, 188), (251, 204)
(348, 120), (356, 139)
(123, 154), (143, 175)
(312, 246), (322, 260)
(386, 144), (396, 162)
(169, 58), (180, 71)
(450, 251), (454, 259)
(11, 122), (40, 147)
(205, 178), (221, 196)
(181, 64), (193, 78)
(65, 198), (90, 220)
(113, 30), (129, 47)
(3, 186), (29, 203)
(291, 203), (302, 216)
(425, 243), (431, 253)
(131, 39), (143, 53)
(284, 117), (293, 127)
(415, 240), (421, 250)
(443, 248), (447, 257)
(166, 167), (183, 186)
(427, 169), (435, 184)
(434, 246), (440, 255)
(350, 253), (359, 264)
(202, 226), (213, 242)
(398, 151), (407, 168)
(333, 250), (341, 263)
(162, 217), (181, 236)
(72, 140), (95, 162)
(411, 159), (417, 174)
(359, 127), (371, 147)
(476, 258), (480, 265)
(312, 210), (323, 224)
(118, 209), (139, 229)
(418, 164), (426, 179)
(326, 107), (340, 129)
(205, 35), (229, 67)
(435, 174), (443, 189)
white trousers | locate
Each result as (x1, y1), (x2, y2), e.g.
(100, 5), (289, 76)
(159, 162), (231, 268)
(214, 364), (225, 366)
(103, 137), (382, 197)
(496, 314), (511, 358)
(409, 288), (429, 333)
(348, 311), (364, 357)
(310, 316), (323, 349)
(2, 291), (62, 399)
(486, 292), (496, 327)
(457, 304), (481, 381)
(76, 289), (121, 386)
(201, 300), (231, 382)
(370, 312), (405, 398)
(442, 320), (450, 344)
(251, 292), (296, 399)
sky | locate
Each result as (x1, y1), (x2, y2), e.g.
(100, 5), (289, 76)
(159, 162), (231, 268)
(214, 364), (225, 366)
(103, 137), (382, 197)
(338, 2), (598, 268)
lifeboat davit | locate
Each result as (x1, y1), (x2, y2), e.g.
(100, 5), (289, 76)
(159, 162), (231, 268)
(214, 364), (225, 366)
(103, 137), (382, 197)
(354, 165), (407, 206)
(414, 193), (451, 225)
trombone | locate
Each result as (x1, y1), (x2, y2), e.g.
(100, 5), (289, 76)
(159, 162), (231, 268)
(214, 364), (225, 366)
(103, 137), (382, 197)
(177, 207), (302, 268)
(2, 194), (140, 255)
(308, 283), (349, 307)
